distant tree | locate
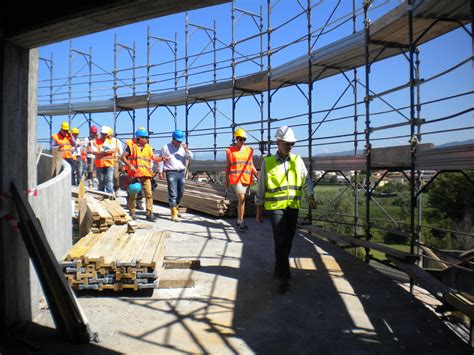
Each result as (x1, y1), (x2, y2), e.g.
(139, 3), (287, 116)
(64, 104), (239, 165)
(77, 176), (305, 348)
(426, 171), (474, 250)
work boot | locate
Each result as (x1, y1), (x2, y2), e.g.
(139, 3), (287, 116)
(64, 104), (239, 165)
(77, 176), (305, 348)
(278, 277), (291, 294)
(136, 200), (144, 210)
(176, 205), (182, 218)
(146, 214), (157, 222)
(171, 207), (180, 222)
(130, 212), (137, 220)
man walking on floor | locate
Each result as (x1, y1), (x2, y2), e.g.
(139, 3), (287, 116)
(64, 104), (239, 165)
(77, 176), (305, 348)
(225, 127), (257, 232)
(159, 129), (193, 222)
(122, 128), (168, 221)
(255, 126), (316, 293)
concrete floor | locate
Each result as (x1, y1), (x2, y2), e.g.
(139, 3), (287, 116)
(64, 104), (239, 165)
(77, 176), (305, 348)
(2, 198), (471, 354)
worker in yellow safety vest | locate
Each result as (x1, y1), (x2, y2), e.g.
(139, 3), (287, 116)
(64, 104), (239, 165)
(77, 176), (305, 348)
(122, 128), (168, 221)
(255, 126), (316, 293)
(225, 127), (257, 232)
(92, 126), (115, 194)
(51, 121), (75, 183)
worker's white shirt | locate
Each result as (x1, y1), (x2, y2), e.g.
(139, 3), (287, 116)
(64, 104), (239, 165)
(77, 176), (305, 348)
(83, 136), (97, 159)
(159, 142), (193, 172)
(72, 138), (83, 158)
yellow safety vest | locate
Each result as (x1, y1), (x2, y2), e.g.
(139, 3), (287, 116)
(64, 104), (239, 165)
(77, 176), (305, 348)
(264, 154), (303, 210)
(125, 139), (154, 178)
(226, 145), (254, 185)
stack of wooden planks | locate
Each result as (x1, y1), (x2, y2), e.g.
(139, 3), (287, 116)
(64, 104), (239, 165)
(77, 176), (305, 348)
(82, 196), (129, 234)
(152, 179), (257, 217)
(61, 225), (168, 291)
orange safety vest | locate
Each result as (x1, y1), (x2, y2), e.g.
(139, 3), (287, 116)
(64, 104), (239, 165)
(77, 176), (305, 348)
(51, 132), (73, 159)
(94, 138), (115, 168)
(226, 145), (254, 185)
(125, 139), (154, 178)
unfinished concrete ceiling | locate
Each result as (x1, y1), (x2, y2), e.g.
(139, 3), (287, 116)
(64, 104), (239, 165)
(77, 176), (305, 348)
(4, 0), (230, 48)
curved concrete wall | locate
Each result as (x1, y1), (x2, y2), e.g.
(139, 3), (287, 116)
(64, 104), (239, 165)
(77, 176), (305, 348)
(30, 154), (72, 318)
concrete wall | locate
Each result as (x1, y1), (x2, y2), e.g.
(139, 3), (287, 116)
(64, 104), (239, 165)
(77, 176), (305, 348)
(30, 155), (72, 318)
(0, 40), (38, 333)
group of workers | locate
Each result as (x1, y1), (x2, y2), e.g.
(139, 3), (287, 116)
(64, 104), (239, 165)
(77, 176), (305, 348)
(53, 122), (316, 293)
(51, 122), (192, 223)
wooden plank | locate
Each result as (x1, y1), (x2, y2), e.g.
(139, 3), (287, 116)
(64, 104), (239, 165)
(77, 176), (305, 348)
(164, 259), (201, 269)
(387, 255), (474, 320)
(299, 225), (352, 247)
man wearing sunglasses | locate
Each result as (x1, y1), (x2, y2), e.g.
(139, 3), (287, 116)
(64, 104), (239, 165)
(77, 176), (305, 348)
(255, 126), (316, 293)
(225, 128), (257, 232)
(159, 129), (193, 222)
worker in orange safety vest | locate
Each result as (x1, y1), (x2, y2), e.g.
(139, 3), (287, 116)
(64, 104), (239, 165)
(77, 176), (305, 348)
(225, 127), (258, 232)
(121, 128), (169, 221)
(51, 121), (75, 183)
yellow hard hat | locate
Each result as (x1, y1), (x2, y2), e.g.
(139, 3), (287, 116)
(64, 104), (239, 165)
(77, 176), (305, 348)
(61, 121), (70, 131)
(233, 127), (247, 139)
(71, 128), (79, 135)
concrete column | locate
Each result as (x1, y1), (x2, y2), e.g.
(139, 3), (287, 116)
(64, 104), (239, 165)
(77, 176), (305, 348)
(0, 39), (38, 336)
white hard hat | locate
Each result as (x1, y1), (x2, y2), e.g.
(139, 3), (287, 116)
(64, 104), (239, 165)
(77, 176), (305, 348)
(101, 126), (110, 135)
(275, 126), (296, 142)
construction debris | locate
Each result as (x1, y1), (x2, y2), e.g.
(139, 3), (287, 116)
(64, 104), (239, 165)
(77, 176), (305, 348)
(62, 225), (168, 291)
(153, 179), (257, 217)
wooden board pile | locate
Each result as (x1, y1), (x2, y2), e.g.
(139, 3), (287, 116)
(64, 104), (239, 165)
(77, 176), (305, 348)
(152, 179), (257, 217)
(61, 225), (168, 291)
(83, 196), (129, 234)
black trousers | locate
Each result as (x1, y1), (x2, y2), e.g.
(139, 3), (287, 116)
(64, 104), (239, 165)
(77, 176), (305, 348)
(269, 208), (299, 279)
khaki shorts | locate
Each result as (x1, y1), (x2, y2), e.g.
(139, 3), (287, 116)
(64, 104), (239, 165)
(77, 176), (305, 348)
(232, 183), (250, 195)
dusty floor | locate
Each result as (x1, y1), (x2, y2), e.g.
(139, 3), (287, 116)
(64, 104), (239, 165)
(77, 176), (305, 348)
(2, 197), (471, 354)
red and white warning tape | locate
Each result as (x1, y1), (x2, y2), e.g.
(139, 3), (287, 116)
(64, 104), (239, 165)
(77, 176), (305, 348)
(0, 187), (38, 232)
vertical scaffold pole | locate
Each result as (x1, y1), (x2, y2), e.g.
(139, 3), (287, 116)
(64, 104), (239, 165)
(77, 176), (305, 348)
(113, 33), (118, 134)
(266, 0), (272, 155)
(307, 0), (313, 223)
(259, 5), (265, 156)
(185, 13), (189, 145)
(231, 0), (236, 141)
(353, 0), (359, 238)
(132, 41), (136, 135)
(213, 20), (218, 161)
(363, 0), (372, 263)
(88, 47), (92, 130)
(415, 49), (422, 265)
(408, 0), (417, 293)
(68, 40), (73, 125)
(146, 26), (151, 133)
(174, 32), (178, 129)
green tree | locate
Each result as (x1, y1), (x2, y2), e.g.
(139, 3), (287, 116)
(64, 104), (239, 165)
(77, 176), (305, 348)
(426, 172), (474, 250)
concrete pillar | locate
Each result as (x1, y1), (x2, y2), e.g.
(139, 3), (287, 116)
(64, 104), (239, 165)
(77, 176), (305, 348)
(0, 39), (38, 336)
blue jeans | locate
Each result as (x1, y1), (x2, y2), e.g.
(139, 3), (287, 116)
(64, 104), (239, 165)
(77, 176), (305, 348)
(166, 170), (185, 208)
(72, 159), (83, 186)
(269, 208), (299, 279)
(97, 167), (114, 193)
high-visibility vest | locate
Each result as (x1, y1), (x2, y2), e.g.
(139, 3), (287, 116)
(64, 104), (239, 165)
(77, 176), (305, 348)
(51, 133), (73, 159)
(109, 137), (121, 165)
(264, 154), (303, 210)
(125, 139), (154, 178)
(94, 138), (115, 168)
(226, 145), (254, 185)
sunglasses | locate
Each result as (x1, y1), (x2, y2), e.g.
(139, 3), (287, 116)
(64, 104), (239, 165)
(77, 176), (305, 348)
(236, 137), (246, 142)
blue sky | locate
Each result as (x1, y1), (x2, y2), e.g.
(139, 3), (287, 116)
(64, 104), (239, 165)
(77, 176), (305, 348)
(37, 0), (473, 159)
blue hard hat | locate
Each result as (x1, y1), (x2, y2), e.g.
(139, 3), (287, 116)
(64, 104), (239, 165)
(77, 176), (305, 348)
(136, 128), (148, 138)
(127, 182), (142, 195)
(172, 129), (185, 141)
